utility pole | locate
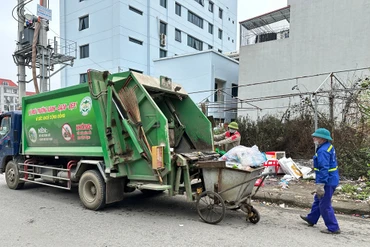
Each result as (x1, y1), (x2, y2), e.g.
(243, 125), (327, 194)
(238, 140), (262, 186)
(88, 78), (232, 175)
(17, 0), (26, 107)
(13, 0), (76, 99)
(39, 0), (49, 93)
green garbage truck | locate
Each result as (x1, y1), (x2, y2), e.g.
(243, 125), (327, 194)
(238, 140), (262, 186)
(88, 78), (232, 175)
(0, 70), (218, 210)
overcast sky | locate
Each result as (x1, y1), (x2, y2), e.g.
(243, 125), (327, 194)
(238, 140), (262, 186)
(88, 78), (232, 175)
(0, 0), (287, 90)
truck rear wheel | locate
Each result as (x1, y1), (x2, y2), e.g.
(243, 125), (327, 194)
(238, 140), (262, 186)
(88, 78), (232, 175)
(78, 170), (106, 210)
(5, 161), (24, 190)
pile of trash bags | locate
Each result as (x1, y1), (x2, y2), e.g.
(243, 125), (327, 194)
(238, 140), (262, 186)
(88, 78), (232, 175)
(218, 145), (267, 170)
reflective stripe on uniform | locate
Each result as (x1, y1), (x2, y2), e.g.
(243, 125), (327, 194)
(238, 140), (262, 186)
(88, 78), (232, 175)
(327, 145), (333, 152)
(328, 166), (338, 172)
(314, 166), (338, 172)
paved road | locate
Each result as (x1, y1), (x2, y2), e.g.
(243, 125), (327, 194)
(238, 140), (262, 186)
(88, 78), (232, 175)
(0, 175), (369, 247)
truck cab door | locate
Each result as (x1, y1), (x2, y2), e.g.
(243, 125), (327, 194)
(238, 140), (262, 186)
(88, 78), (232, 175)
(0, 114), (12, 170)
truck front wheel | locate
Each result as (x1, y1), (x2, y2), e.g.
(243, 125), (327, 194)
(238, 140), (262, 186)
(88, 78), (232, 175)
(5, 161), (24, 190)
(78, 170), (106, 210)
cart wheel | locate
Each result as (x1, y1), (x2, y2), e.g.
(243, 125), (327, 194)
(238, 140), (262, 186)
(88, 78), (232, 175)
(196, 191), (225, 224)
(248, 207), (260, 224)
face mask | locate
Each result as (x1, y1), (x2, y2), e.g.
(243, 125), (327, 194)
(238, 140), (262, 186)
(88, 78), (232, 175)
(314, 141), (319, 145)
(229, 129), (236, 134)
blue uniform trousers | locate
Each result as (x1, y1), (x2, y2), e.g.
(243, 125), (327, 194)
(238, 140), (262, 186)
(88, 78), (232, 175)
(306, 185), (340, 232)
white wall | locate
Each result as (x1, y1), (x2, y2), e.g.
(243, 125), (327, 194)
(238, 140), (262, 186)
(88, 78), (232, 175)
(153, 50), (239, 122)
(60, 0), (237, 87)
(238, 0), (370, 120)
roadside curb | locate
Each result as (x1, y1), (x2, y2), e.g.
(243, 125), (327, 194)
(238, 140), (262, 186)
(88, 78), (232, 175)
(252, 188), (370, 215)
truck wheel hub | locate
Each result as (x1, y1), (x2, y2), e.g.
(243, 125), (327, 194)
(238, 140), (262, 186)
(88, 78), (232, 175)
(83, 181), (97, 202)
(7, 169), (15, 182)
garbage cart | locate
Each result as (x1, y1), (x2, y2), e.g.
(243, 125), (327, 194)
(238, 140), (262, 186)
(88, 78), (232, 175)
(196, 161), (266, 224)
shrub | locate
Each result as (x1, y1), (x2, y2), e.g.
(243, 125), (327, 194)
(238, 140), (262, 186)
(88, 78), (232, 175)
(235, 114), (370, 180)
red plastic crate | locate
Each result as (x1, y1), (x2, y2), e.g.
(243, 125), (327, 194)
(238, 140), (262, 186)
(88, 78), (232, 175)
(263, 159), (280, 174)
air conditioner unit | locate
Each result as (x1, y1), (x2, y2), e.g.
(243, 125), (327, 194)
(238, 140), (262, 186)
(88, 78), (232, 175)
(160, 33), (166, 47)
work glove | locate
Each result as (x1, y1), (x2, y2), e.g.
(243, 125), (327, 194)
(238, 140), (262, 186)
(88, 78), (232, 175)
(315, 183), (325, 198)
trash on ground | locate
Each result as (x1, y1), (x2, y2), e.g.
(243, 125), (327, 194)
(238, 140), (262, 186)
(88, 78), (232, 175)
(254, 178), (264, 187)
(278, 157), (305, 179)
(282, 174), (295, 181)
(279, 179), (289, 189)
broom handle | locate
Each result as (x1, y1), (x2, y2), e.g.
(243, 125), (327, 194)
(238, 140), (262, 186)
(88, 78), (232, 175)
(140, 126), (162, 184)
(140, 126), (151, 151)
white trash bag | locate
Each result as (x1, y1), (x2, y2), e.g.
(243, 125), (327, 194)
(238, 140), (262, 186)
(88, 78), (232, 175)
(219, 145), (267, 169)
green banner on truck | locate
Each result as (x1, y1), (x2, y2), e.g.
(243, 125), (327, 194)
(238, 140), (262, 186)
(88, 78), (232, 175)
(24, 92), (100, 147)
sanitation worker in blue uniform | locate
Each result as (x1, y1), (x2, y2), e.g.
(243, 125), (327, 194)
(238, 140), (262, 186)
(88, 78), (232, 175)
(300, 128), (341, 234)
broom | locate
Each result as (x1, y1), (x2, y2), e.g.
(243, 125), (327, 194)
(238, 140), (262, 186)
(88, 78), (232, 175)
(118, 87), (163, 184)
(118, 86), (151, 154)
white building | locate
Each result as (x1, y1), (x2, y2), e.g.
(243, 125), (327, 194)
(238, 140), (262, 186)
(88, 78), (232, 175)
(238, 0), (370, 120)
(153, 50), (239, 122)
(0, 79), (34, 113)
(60, 0), (238, 87)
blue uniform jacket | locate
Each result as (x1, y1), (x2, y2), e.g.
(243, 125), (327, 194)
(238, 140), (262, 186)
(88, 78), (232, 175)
(313, 141), (339, 186)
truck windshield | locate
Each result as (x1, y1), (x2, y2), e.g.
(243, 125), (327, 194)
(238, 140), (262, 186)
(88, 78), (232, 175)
(0, 116), (11, 138)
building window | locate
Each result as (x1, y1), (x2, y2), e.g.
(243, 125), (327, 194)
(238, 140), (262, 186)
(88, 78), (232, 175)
(208, 23), (213, 34)
(188, 11), (203, 29)
(231, 84), (238, 98)
(218, 29), (222, 39)
(2, 81), (8, 86)
(214, 81), (225, 102)
(129, 68), (143, 74)
(80, 73), (88, 84)
(80, 44), (89, 59)
(160, 21), (167, 35)
(208, 1), (214, 12)
(194, 0), (204, 6)
(129, 5), (143, 15)
(218, 49), (222, 53)
(187, 35), (203, 51)
(175, 2), (181, 16)
(208, 45), (213, 50)
(79, 15), (89, 31)
(129, 37), (143, 45)
(219, 8), (223, 19)
(175, 29), (181, 42)
(160, 0), (167, 8)
(160, 49), (167, 58)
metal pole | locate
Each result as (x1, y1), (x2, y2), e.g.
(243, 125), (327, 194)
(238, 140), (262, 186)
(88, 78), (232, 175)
(314, 93), (318, 130)
(314, 73), (332, 94)
(17, 0), (26, 108)
(39, 0), (49, 92)
(329, 74), (334, 124)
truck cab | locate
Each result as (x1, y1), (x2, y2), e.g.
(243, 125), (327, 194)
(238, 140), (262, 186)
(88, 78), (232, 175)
(0, 111), (22, 173)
